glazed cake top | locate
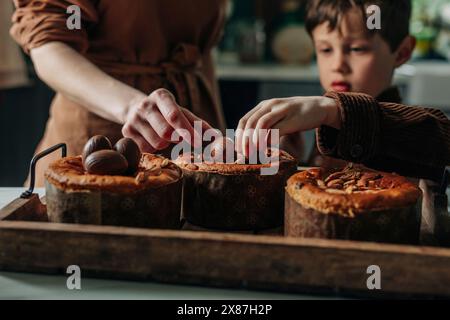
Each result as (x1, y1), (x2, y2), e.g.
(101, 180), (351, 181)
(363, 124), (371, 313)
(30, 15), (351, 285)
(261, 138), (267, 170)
(45, 153), (182, 194)
(174, 149), (296, 175)
(286, 164), (421, 217)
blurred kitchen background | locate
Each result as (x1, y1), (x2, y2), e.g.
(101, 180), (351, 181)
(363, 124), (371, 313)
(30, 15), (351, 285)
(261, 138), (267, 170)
(1, 0), (450, 186)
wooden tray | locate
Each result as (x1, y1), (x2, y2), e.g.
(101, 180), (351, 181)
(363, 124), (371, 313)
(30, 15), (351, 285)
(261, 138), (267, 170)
(1, 188), (450, 299)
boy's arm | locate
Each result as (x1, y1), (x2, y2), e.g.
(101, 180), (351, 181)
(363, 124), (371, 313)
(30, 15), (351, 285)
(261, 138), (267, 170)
(318, 92), (450, 181)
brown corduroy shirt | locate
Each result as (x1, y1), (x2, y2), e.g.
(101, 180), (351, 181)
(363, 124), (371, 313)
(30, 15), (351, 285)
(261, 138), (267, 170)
(315, 87), (449, 182)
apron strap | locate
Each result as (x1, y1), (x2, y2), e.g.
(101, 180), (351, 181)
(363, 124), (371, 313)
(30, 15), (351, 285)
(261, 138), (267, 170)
(88, 43), (214, 116)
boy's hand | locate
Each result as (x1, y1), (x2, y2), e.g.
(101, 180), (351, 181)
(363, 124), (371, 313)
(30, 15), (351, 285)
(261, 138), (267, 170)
(236, 96), (340, 157)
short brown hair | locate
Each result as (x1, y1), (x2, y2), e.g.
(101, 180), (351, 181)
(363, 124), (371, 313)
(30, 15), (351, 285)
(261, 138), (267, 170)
(305, 0), (412, 51)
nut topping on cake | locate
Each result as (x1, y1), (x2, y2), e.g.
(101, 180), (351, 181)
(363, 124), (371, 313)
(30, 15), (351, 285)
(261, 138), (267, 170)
(310, 164), (386, 194)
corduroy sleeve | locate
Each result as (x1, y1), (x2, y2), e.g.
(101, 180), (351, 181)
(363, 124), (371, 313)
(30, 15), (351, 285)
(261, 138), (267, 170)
(317, 91), (450, 180)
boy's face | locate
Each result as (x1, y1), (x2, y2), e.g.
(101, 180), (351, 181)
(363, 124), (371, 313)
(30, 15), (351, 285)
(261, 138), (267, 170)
(312, 8), (398, 97)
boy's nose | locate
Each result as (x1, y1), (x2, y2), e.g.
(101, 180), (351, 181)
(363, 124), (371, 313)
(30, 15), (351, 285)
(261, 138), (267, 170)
(332, 52), (350, 74)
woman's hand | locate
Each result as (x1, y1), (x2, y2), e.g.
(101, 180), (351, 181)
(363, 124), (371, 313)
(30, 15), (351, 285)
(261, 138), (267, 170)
(30, 43), (212, 153)
(122, 88), (212, 153)
(236, 96), (340, 157)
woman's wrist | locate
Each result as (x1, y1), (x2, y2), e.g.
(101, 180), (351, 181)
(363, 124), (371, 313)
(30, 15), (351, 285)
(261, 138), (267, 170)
(116, 91), (147, 124)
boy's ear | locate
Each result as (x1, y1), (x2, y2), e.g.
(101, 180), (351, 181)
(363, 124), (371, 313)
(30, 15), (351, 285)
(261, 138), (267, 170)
(394, 36), (416, 68)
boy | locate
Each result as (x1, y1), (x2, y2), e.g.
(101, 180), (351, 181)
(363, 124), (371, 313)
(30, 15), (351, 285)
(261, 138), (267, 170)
(236, 0), (449, 182)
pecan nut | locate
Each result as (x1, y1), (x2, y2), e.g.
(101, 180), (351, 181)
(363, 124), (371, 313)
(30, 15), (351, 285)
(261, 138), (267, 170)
(326, 179), (344, 189)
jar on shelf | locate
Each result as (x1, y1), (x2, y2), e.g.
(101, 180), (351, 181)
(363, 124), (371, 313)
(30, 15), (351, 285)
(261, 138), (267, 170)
(236, 18), (267, 64)
(271, 0), (314, 65)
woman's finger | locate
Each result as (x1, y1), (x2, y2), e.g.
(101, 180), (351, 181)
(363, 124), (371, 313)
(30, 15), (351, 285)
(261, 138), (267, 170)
(122, 124), (157, 153)
(181, 108), (213, 131)
(150, 89), (196, 146)
(181, 108), (214, 147)
(144, 104), (175, 142)
(132, 116), (171, 151)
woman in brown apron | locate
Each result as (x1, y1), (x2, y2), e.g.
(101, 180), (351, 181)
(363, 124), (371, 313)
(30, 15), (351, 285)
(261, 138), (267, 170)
(10, 0), (228, 187)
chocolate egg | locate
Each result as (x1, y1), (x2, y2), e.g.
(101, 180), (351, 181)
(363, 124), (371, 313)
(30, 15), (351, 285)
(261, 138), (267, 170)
(114, 138), (142, 174)
(209, 137), (236, 163)
(82, 135), (112, 166)
(84, 150), (128, 175)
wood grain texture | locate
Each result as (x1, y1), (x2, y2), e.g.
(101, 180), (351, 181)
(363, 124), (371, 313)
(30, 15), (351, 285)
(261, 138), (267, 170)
(0, 194), (47, 222)
(1, 193), (450, 298)
(1, 220), (450, 297)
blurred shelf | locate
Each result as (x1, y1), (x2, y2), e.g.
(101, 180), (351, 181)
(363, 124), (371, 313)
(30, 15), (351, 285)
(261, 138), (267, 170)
(216, 60), (450, 110)
(217, 63), (320, 82)
(216, 62), (413, 85)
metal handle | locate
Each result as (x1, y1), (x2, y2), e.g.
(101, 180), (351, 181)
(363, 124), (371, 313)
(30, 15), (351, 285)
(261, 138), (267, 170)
(21, 143), (67, 199)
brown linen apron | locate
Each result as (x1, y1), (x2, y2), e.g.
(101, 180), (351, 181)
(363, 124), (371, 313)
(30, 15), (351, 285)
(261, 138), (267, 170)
(11, 0), (228, 187)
